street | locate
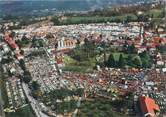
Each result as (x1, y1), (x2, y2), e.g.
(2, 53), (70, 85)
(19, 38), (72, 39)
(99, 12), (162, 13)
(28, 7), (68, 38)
(0, 88), (5, 117)
(22, 83), (49, 117)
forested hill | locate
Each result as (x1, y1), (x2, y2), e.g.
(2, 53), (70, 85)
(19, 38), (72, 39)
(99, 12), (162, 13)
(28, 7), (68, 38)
(0, 0), (153, 17)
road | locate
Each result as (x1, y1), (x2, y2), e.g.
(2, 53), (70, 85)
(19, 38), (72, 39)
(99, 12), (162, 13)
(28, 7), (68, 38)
(0, 87), (5, 117)
(0, 67), (5, 117)
(72, 97), (82, 117)
(22, 83), (49, 117)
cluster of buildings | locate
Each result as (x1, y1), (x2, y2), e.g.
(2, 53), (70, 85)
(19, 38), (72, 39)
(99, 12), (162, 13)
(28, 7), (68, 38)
(0, 20), (166, 117)
(4, 77), (26, 112)
(62, 67), (166, 116)
(13, 22), (166, 54)
(1, 32), (24, 60)
(0, 35), (27, 113)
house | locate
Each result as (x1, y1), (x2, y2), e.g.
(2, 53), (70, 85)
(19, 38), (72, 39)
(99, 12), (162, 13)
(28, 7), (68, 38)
(15, 52), (24, 60)
(57, 37), (77, 50)
(139, 96), (160, 117)
(4, 34), (19, 50)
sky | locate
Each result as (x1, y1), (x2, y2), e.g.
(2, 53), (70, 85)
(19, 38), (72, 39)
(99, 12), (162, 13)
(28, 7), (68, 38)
(0, 0), (124, 1)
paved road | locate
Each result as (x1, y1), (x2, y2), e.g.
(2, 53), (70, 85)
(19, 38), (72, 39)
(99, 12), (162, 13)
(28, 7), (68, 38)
(72, 97), (82, 117)
(0, 67), (5, 117)
(22, 83), (49, 117)
(0, 88), (5, 117)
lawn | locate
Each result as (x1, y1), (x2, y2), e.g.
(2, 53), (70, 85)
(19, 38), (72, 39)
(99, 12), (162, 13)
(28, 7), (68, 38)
(62, 55), (96, 73)
(62, 14), (137, 24)
(146, 9), (164, 18)
(112, 52), (129, 61)
(62, 65), (93, 73)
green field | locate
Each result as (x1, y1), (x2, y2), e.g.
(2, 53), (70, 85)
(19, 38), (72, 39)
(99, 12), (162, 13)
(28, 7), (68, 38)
(112, 53), (128, 61)
(62, 55), (95, 73)
(52, 8), (164, 25)
(60, 14), (137, 25)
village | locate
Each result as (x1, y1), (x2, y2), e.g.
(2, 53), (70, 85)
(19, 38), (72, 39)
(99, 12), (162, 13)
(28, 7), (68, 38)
(0, 19), (166, 117)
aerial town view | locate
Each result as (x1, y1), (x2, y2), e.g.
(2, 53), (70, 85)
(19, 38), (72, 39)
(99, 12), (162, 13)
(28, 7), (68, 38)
(0, 0), (166, 117)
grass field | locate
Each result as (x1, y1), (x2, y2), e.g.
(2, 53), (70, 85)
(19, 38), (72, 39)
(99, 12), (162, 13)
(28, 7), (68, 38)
(112, 52), (129, 61)
(61, 14), (137, 24)
(62, 55), (96, 73)
(52, 8), (164, 26)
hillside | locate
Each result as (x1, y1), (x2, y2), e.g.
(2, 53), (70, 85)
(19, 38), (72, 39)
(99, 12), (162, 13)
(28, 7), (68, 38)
(0, 0), (154, 17)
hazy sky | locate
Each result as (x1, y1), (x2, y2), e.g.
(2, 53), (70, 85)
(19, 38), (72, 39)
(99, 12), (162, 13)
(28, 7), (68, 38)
(0, 0), (113, 1)
(0, 0), (96, 2)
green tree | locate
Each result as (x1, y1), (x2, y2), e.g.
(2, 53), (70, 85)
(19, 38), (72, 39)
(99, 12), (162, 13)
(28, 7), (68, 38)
(20, 49), (24, 55)
(107, 54), (116, 67)
(52, 17), (60, 25)
(23, 35), (29, 44)
(139, 51), (152, 68)
(31, 81), (40, 90)
(9, 31), (16, 38)
(127, 54), (133, 67)
(118, 54), (126, 68)
(125, 15), (132, 23)
(128, 43), (136, 54)
(23, 71), (32, 83)
(19, 59), (26, 71)
(38, 40), (44, 47)
(31, 81), (41, 98)
(75, 88), (84, 97)
(132, 56), (142, 68)
(70, 39), (97, 62)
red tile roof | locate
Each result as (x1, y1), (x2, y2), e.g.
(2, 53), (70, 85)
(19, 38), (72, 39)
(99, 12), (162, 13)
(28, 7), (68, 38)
(4, 35), (18, 49)
(56, 57), (63, 64)
(139, 96), (160, 117)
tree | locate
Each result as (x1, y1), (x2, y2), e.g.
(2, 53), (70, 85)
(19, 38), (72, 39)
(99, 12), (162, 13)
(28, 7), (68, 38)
(125, 15), (132, 23)
(128, 43), (136, 54)
(31, 81), (41, 98)
(139, 51), (152, 68)
(20, 49), (24, 55)
(37, 40), (43, 47)
(52, 17), (60, 25)
(21, 34), (30, 45)
(118, 54), (126, 68)
(19, 59), (26, 71)
(107, 54), (116, 67)
(31, 81), (40, 90)
(132, 56), (142, 68)
(123, 41), (128, 53)
(100, 40), (109, 66)
(9, 31), (16, 38)
(23, 71), (32, 83)
(156, 45), (166, 54)
(127, 54), (133, 66)
(70, 39), (97, 62)
(75, 88), (84, 97)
